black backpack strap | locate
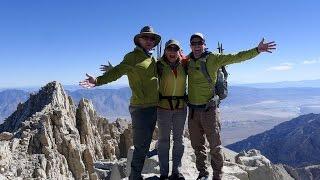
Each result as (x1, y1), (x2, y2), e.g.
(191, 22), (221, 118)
(221, 65), (228, 79)
(159, 93), (186, 110)
(168, 99), (174, 110)
(198, 54), (220, 110)
(156, 60), (164, 78)
(159, 93), (173, 110)
(199, 55), (216, 96)
(175, 99), (180, 109)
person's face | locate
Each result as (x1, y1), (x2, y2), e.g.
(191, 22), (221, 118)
(190, 37), (206, 59)
(165, 45), (180, 62)
(138, 35), (156, 51)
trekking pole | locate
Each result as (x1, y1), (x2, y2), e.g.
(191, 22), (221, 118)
(217, 42), (224, 54)
(157, 42), (159, 59)
(217, 42), (228, 79)
(159, 40), (162, 59)
(157, 40), (162, 60)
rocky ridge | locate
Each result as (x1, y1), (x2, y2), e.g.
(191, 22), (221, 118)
(0, 82), (131, 179)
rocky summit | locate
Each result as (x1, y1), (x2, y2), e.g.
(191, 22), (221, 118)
(0, 81), (132, 179)
(0, 81), (297, 179)
(98, 138), (293, 180)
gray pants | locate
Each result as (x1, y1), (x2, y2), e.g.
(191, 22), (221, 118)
(129, 106), (157, 180)
(157, 107), (187, 176)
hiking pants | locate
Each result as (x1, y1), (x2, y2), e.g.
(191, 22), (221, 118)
(188, 106), (223, 178)
(129, 106), (157, 180)
(157, 107), (187, 176)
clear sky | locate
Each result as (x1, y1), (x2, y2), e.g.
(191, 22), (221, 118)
(1, 0), (320, 88)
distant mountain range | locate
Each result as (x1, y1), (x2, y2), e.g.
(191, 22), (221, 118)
(0, 87), (131, 124)
(235, 79), (320, 88)
(2, 85), (320, 124)
(2, 81), (320, 146)
(227, 113), (320, 168)
(1, 79), (319, 92)
(0, 84), (129, 93)
(69, 88), (131, 119)
(0, 90), (29, 123)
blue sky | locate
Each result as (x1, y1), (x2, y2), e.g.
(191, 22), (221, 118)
(1, 0), (320, 88)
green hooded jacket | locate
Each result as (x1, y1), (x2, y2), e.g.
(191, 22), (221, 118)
(96, 47), (158, 107)
(158, 58), (187, 109)
(188, 47), (259, 105)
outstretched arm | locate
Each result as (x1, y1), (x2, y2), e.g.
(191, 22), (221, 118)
(79, 56), (132, 88)
(100, 61), (114, 73)
(218, 38), (276, 66)
(95, 56), (132, 86)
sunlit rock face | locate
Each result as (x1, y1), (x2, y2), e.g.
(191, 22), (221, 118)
(0, 81), (131, 179)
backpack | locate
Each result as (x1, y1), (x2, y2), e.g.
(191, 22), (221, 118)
(198, 52), (228, 100)
(215, 66), (228, 100)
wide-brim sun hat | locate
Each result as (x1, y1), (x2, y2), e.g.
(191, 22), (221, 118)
(134, 26), (161, 47)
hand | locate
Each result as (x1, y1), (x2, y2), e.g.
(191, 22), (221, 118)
(100, 61), (113, 72)
(178, 49), (188, 60)
(257, 38), (277, 53)
(79, 73), (96, 88)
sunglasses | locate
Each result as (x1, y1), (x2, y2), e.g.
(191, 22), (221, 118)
(166, 46), (179, 52)
(190, 41), (205, 46)
(141, 35), (156, 41)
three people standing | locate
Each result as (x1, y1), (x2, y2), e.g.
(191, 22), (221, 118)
(80, 25), (276, 180)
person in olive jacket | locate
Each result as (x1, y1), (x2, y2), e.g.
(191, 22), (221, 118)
(187, 33), (276, 180)
(156, 39), (188, 180)
(80, 26), (161, 180)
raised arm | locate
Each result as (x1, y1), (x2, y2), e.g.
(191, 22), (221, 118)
(95, 55), (132, 86)
(100, 61), (114, 73)
(217, 38), (276, 66)
(79, 55), (132, 88)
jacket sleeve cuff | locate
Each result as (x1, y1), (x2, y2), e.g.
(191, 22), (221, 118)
(256, 47), (260, 54)
(95, 76), (103, 86)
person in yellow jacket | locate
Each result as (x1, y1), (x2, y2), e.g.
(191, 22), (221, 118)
(156, 39), (187, 180)
(187, 33), (276, 180)
(80, 26), (161, 180)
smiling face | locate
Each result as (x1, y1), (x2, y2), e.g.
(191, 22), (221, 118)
(165, 45), (180, 62)
(138, 35), (156, 51)
(190, 37), (206, 59)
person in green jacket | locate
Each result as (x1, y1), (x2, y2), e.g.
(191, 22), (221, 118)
(187, 33), (276, 180)
(156, 39), (187, 180)
(80, 26), (161, 180)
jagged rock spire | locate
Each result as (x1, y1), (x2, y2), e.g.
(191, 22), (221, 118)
(0, 81), (131, 179)
(0, 81), (74, 133)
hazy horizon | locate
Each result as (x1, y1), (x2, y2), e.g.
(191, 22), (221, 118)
(1, 78), (320, 89)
